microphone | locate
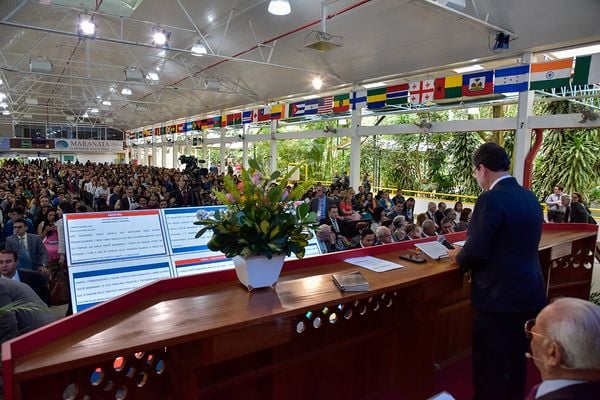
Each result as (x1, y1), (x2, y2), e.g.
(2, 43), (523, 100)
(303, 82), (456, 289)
(437, 235), (455, 250)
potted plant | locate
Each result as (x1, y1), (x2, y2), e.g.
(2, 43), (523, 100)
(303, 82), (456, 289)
(195, 160), (318, 290)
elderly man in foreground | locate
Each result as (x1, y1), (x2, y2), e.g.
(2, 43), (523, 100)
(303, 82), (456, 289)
(525, 297), (600, 399)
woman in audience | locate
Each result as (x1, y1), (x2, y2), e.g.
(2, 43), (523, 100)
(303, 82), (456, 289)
(338, 193), (354, 219)
(365, 192), (377, 215)
(458, 208), (472, 230)
(453, 201), (463, 222)
(370, 206), (388, 232)
(416, 213), (427, 227)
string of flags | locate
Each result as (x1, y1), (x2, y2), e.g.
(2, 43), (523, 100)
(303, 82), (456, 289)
(130, 53), (600, 140)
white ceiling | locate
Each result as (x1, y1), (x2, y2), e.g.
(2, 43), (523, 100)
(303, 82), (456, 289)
(0, 0), (599, 131)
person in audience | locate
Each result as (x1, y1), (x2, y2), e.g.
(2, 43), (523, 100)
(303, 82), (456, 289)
(570, 192), (594, 223)
(545, 185), (564, 222)
(525, 297), (600, 399)
(377, 191), (394, 213)
(403, 197), (416, 223)
(426, 202), (437, 221)
(370, 206), (387, 232)
(119, 187), (137, 210)
(353, 228), (375, 248)
(449, 142), (546, 400)
(440, 217), (455, 234)
(338, 193), (355, 220)
(0, 249), (50, 306)
(422, 219), (438, 237)
(2, 206), (35, 242)
(309, 185), (334, 222)
(0, 276), (55, 343)
(435, 202), (447, 225)
(402, 224), (422, 241)
(5, 218), (49, 274)
(322, 205), (344, 235)
(365, 192), (377, 215)
(387, 201), (405, 220)
(375, 226), (393, 245)
(558, 195), (571, 223)
(453, 201), (463, 216)
(391, 189), (405, 205)
(391, 216), (407, 241)
(416, 213), (428, 228)
(315, 224), (336, 254)
(458, 208), (472, 230)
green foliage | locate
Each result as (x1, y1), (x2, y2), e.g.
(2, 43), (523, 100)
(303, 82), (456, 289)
(532, 102), (600, 199)
(448, 132), (484, 196)
(195, 160), (318, 259)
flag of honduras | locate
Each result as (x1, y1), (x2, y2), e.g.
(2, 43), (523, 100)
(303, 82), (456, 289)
(494, 65), (530, 93)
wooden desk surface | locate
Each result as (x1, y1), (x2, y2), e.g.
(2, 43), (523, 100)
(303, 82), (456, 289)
(8, 225), (598, 381)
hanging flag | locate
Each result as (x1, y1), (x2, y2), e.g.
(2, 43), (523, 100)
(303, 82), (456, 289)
(212, 116), (222, 127)
(409, 79), (435, 104)
(168, 125), (176, 134)
(242, 111), (253, 124)
(367, 88), (386, 109)
(160, 127), (167, 135)
(271, 104), (286, 119)
(176, 123), (185, 133)
(462, 71), (494, 96)
(290, 99), (319, 116)
(154, 127), (160, 136)
(184, 121), (194, 131)
(529, 59), (572, 91)
(350, 90), (367, 110)
(318, 96), (334, 114)
(573, 53), (600, 86)
(226, 112), (242, 125)
(493, 65), (530, 93)
(433, 75), (462, 100)
(333, 93), (350, 113)
(386, 84), (409, 105)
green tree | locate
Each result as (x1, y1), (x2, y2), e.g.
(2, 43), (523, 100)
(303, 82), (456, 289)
(448, 132), (484, 196)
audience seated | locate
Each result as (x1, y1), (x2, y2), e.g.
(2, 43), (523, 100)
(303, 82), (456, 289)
(422, 219), (438, 237)
(375, 226), (393, 245)
(0, 249), (50, 306)
(525, 297), (600, 399)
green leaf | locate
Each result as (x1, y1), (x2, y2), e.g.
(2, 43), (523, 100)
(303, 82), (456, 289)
(248, 158), (261, 172)
(270, 171), (281, 181)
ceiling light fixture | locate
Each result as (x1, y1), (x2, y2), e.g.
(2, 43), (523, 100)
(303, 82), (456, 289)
(191, 41), (207, 56)
(146, 71), (159, 81)
(453, 64), (484, 73)
(551, 44), (600, 59)
(82, 112), (89, 118)
(102, 100), (112, 106)
(78, 13), (96, 38)
(0, 78), (3, 85)
(2, 110), (10, 116)
(312, 76), (323, 90)
(90, 108), (99, 113)
(268, 0), (291, 15)
(121, 87), (132, 95)
(0, 102), (7, 108)
(362, 81), (387, 89)
(152, 26), (170, 48)
(0, 93), (6, 100)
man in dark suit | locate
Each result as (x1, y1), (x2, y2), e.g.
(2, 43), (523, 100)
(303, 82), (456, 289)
(119, 186), (137, 210)
(0, 249), (50, 305)
(449, 142), (546, 400)
(171, 177), (198, 207)
(309, 185), (334, 222)
(525, 297), (600, 399)
(5, 218), (49, 273)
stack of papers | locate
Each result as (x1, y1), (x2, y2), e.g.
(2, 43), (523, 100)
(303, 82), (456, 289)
(343, 256), (404, 272)
(415, 241), (449, 260)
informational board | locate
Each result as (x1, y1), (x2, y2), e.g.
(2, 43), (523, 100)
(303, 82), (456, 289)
(64, 206), (321, 312)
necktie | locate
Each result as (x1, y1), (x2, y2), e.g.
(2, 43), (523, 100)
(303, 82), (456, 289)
(19, 235), (26, 250)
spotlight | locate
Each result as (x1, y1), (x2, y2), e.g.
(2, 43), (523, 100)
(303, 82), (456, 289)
(102, 100), (111, 106)
(146, 71), (159, 81)
(312, 76), (323, 90)
(2, 110), (10, 116)
(78, 13), (95, 38)
(493, 32), (510, 50)
(268, 0), (291, 15)
(90, 108), (99, 113)
(191, 41), (207, 56)
(152, 27), (170, 48)
(82, 112), (89, 118)
(121, 87), (132, 96)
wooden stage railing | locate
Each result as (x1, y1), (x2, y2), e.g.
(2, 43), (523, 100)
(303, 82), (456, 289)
(2, 224), (597, 400)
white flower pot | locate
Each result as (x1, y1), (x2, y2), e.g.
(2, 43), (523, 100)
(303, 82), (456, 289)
(233, 254), (286, 291)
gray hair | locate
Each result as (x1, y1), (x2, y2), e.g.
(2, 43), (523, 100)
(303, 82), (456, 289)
(561, 194), (571, 201)
(376, 226), (391, 240)
(546, 297), (600, 369)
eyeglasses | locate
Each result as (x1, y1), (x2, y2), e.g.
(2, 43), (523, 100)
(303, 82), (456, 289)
(524, 319), (546, 340)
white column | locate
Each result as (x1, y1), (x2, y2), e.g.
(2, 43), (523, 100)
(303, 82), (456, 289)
(161, 141), (167, 168)
(152, 132), (157, 167)
(242, 124), (249, 169)
(172, 140), (178, 168)
(349, 86), (363, 190)
(269, 120), (277, 173)
(220, 127), (227, 172)
(144, 140), (150, 166)
(513, 52), (536, 185)
(201, 132), (207, 163)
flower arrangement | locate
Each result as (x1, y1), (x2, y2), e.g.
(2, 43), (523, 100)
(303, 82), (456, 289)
(195, 159), (318, 259)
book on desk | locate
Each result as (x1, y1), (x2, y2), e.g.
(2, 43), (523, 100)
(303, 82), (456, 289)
(332, 271), (370, 292)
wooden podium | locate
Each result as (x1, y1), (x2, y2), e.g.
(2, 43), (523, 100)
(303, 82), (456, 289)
(2, 224), (597, 400)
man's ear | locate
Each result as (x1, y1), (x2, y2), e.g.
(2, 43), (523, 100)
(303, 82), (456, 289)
(545, 341), (564, 368)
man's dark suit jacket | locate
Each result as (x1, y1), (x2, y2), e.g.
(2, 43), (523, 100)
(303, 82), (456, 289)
(536, 381), (600, 399)
(5, 234), (49, 271)
(309, 196), (334, 218)
(171, 188), (198, 207)
(569, 202), (589, 223)
(18, 269), (51, 306)
(456, 177), (546, 312)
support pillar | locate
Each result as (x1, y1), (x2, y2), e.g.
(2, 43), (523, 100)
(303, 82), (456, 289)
(349, 86), (363, 190)
(242, 124), (249, 169)
(513, 52), (536, 185)
(220, 127), (227, 172)
(270, 120), (277, 173)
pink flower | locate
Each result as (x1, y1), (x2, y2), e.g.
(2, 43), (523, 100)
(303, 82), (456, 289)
(281, 191), (289, 201)
(226, 193), (235, 203)
(252, 172), (262, 185)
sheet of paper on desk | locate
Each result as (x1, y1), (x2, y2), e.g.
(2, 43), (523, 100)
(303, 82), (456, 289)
(415, 241), (449, 260)
(453, 240), (466, 247)
(343, 256), (405, 272)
